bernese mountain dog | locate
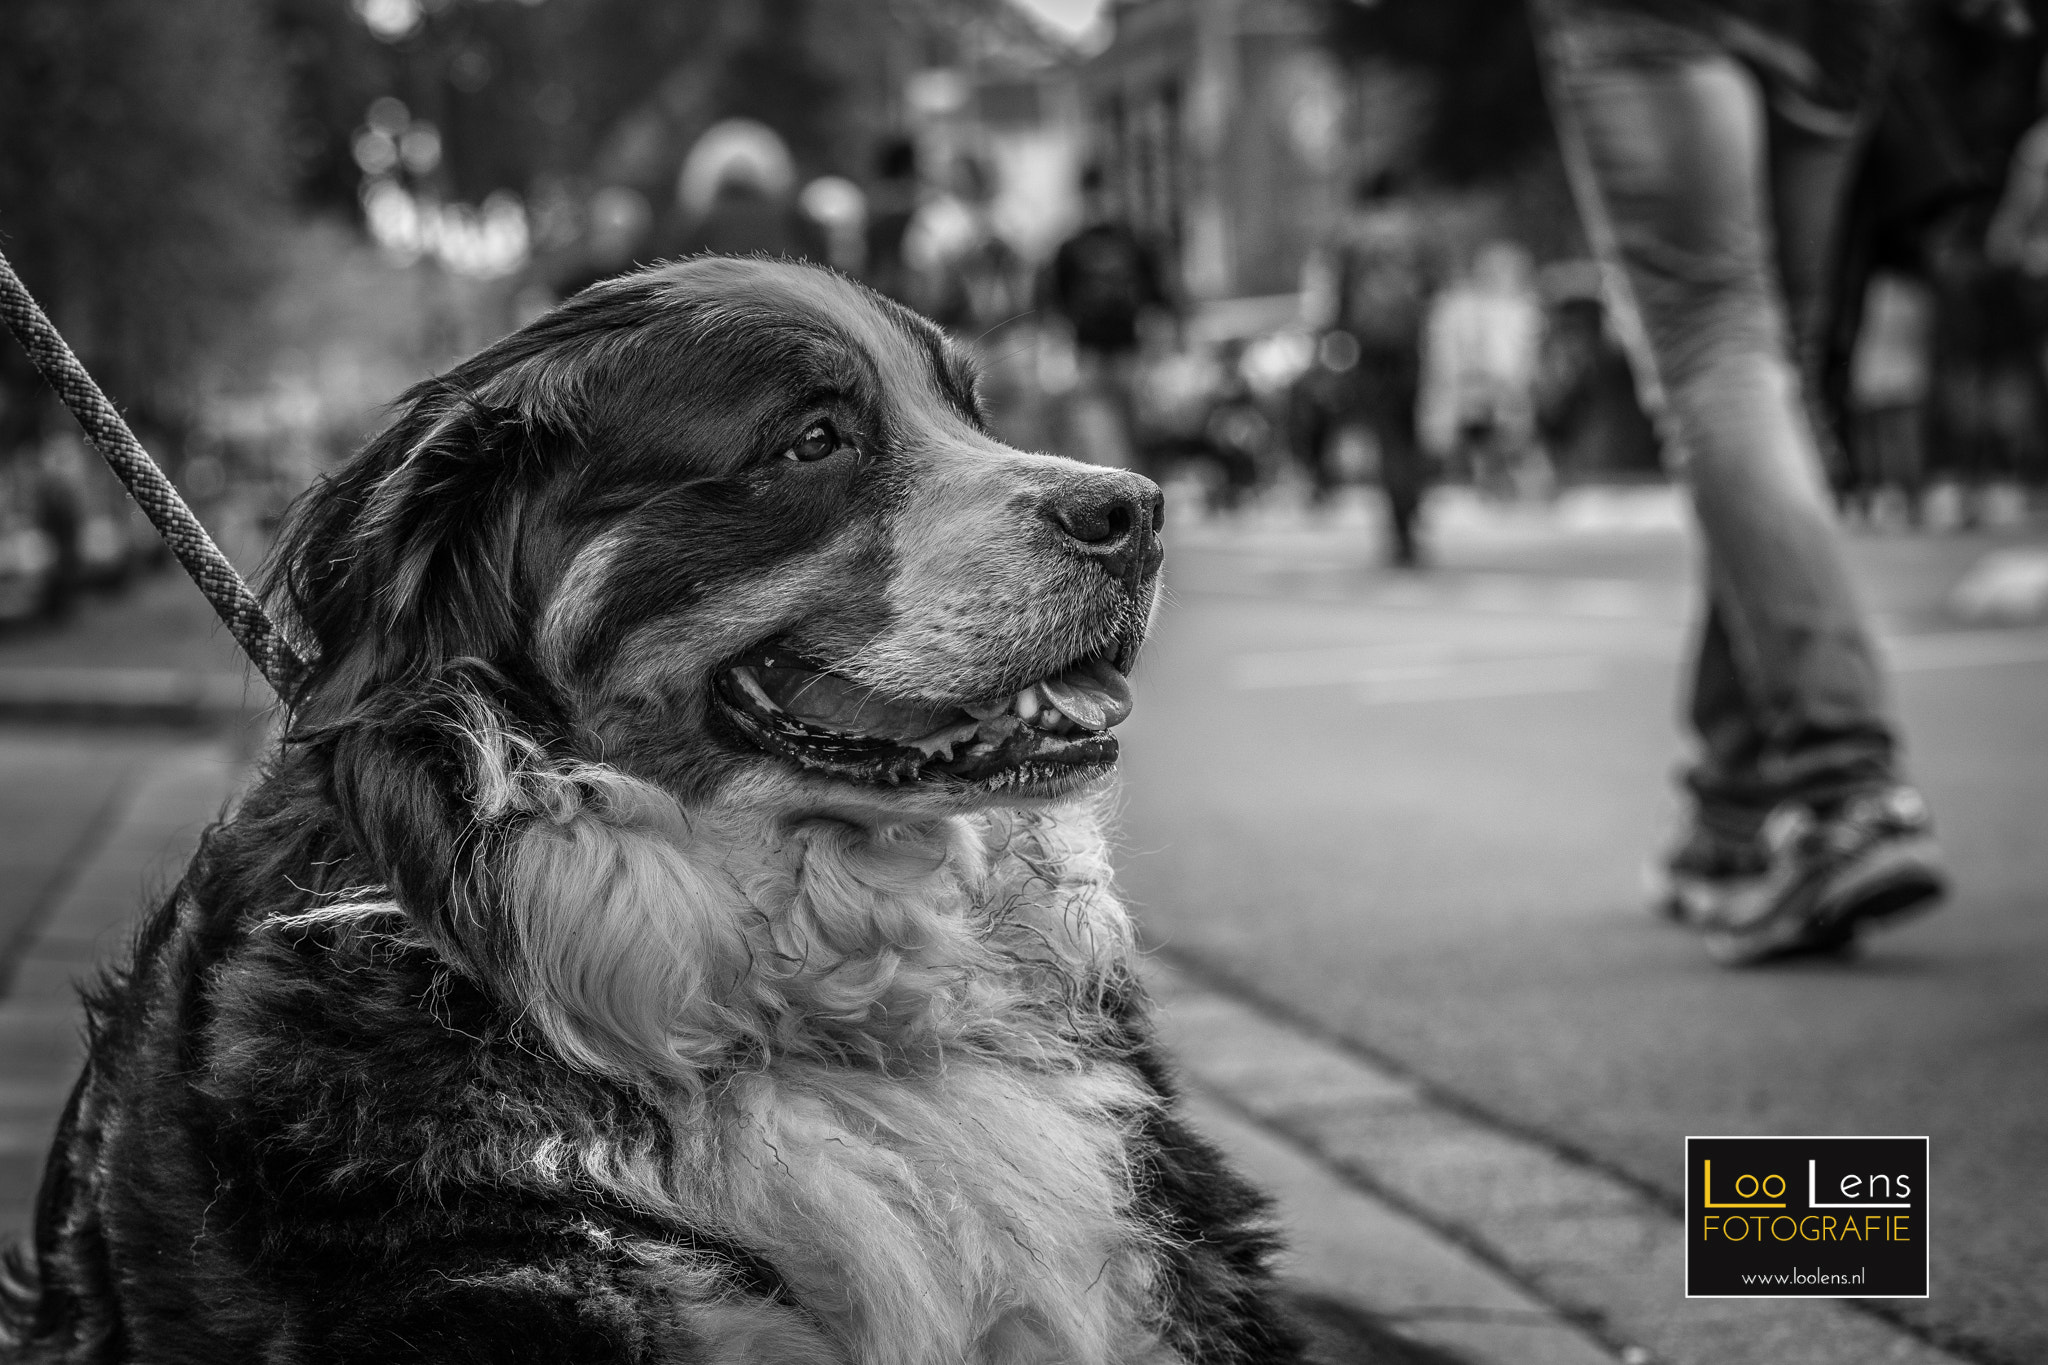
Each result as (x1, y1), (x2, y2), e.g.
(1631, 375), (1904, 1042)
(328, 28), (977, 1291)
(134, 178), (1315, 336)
(1, 257), (1302, 1364)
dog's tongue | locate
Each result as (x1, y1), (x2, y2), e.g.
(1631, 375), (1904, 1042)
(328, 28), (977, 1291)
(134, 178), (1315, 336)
(747, 656), (1134, 739)
(1039, 659), (1132, 732)
(761, 668), (957, 738)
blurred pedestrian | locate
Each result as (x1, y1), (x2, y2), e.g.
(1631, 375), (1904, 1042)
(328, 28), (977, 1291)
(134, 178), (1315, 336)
(1040, 165), (1176, 469)
(908, 157), (1027, 336)
(1844, 273), (1936, 523)
(1527, 0), (1980, 963)
(1298, 172), (1434, 565)
(1534, 275), (1663, 480)
(664, 119), (824, 263)
(863, 137), (924, 309)
(1419, 241), (1546, 500)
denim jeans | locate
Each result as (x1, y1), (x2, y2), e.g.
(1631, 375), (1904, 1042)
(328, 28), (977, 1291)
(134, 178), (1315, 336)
(1529, 0), (1907, 828)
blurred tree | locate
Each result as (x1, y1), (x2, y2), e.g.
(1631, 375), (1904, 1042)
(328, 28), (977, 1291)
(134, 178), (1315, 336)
(0, 0), (288, 450)
(268, 0), (982, 290)
(1321, 0), (1552, 185)
(269, 0), (727, 214)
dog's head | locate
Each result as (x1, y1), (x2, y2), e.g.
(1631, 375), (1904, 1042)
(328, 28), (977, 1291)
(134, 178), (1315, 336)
(264, 258), (1162, 1076)
(277, 256), (1161, 817)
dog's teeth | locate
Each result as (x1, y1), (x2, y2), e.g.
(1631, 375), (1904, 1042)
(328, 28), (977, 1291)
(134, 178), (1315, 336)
(733, 669), (782, 713)
(1014, 686), (1040, 722)
(910, 718), (979, 758)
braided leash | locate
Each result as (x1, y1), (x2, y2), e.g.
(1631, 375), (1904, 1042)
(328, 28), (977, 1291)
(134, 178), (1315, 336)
(0, 248), (306, 700)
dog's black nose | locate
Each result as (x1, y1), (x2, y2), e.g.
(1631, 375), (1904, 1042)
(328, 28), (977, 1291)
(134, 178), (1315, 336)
(1045, 475), (1165, 584)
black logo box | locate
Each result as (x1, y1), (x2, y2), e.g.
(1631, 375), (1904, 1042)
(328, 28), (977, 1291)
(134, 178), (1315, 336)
(1685, 1136), (1928, 1299)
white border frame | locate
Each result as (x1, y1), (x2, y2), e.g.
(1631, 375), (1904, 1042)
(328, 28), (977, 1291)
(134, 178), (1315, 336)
(1683, 1135), (1930, 1300)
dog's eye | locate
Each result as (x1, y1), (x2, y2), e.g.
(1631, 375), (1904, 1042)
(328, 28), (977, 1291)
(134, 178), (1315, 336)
(782, 422), (845, 463)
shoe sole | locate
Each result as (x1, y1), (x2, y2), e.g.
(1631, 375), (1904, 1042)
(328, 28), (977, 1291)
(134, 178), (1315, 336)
(1816, 835), (1948, 936)
(1705, 836), (1947, 966)
(1647, 863), (1761, 926)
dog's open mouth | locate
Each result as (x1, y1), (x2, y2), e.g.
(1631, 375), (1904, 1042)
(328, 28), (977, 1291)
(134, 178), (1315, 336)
(715, 646), (1132, 789)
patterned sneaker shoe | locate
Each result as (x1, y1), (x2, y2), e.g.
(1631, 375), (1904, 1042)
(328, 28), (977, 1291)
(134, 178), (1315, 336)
(1647, 818), (1769, 924)
(1698, 786), (1948, 967)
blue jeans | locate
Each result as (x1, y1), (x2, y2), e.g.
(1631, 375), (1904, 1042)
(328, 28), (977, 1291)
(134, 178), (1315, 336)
(1531, 0), (1906, 827)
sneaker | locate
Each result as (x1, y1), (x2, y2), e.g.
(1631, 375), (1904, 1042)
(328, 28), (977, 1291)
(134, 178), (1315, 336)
(1648, 818), (1770, 924)
(1696, 786), (1948, 967)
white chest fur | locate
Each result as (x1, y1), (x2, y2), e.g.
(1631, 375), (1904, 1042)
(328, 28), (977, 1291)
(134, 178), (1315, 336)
(486, 768), (1183, 1362)
(663, 1050), (1175, 1365)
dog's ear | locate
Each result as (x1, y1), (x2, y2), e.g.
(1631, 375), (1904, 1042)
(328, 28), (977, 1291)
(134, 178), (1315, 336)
(267, 368), (581, 984)
(320, 660), (762, 1083)
(267, 366), (581, 715)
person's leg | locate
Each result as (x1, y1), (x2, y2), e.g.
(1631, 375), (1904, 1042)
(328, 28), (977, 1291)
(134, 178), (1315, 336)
(1771, 113), (1865, 401)
(1533, 0), (1941, 956)
(1366, 368), (1426, 565)
(1071, 347), (1138, 469)
(1538, 16), (1894, 798)
(1305, 405), (1337, 505)
(1378, 426), (1426, 568)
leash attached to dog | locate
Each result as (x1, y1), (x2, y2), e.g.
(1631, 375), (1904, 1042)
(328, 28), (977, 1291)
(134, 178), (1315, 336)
(0, 248), (306, 699)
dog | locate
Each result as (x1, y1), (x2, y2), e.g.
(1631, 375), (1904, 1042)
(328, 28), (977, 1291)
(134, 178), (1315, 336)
(1, 257), (1303, 1364)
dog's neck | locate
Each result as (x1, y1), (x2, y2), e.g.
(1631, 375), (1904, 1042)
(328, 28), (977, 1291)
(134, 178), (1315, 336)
(484, 770), (1169, 1364)
(483, 746), (1136, 1090)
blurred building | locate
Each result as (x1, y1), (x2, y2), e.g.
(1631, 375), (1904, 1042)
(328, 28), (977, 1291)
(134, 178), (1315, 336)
(1082, 0), (1421, 303)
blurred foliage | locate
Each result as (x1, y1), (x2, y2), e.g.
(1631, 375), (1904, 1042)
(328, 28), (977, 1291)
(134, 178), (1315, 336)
(270, 0), (936, 281)
(1320, 0), (1552, 185)
(271, 0), (818, 209)
(0, 0), (957, 455)
(0, 0), (288, 449)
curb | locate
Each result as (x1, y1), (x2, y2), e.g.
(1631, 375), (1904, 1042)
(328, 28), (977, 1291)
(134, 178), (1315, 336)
(1145, 955), (1975, 1365)
(0, 667), (273, 726)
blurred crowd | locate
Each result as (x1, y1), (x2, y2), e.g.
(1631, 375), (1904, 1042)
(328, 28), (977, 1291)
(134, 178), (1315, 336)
(5, 0), (2048, 621)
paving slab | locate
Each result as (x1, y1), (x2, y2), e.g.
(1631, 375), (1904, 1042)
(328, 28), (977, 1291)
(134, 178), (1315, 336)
(0, 737), (246, 1232)
(1184, 1091), (1618, 1365)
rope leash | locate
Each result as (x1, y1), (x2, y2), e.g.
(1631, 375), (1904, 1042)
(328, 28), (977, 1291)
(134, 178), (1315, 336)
(0, 248), (306, 699)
